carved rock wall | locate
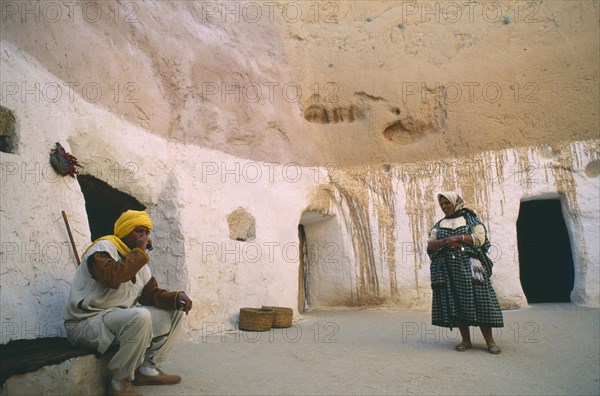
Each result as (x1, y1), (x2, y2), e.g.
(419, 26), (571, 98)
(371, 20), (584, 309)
(0, 1), (598, 343)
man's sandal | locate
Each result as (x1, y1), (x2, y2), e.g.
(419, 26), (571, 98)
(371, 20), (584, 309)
(455, 342), (472, 352)
(487, 344), (501, 354)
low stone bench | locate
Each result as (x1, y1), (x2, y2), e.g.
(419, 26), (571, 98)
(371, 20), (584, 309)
(0, 337), (111, 395)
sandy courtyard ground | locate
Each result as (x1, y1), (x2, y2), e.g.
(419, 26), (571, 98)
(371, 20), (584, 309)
(138, 304), (599, 395)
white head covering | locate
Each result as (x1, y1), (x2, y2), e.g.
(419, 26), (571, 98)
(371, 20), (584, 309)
(437, 191), (464, 213)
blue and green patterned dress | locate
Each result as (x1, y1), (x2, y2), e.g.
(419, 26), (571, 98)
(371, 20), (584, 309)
(428, 208), (504, 329)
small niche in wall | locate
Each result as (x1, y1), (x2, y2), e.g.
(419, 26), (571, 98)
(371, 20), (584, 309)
(227, 207), (256, 242)
(77, 174), (146, 240)
(0, 106), (18, 154)
(584, 159), (600, 178)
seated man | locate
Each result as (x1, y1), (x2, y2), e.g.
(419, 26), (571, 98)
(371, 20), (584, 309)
(64, 210), (193, 396)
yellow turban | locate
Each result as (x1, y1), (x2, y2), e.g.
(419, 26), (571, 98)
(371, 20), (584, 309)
(83, 210), (153, 258)
(114, 210), (153, 238)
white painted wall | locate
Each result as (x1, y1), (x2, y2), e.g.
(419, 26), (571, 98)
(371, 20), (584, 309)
(1, 40), (598, 345)
(304, 142), (600, 310)
(0, 41), (315, 341)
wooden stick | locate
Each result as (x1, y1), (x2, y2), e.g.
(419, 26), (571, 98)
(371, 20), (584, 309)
(61, 210), (81, 266)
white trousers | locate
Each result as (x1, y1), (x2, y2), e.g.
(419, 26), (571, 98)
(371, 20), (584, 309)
(67, 306), (184, 381)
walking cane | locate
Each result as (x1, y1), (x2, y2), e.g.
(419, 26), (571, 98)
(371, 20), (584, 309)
(61, 210), (81, 266)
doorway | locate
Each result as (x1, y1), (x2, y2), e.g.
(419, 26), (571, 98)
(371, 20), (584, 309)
(516, 199), (574, 303)
(77, 175), (146, 240)
(298, 224), (308, 313)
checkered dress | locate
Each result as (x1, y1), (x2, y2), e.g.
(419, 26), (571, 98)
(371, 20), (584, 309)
(428, 210), (504, 329)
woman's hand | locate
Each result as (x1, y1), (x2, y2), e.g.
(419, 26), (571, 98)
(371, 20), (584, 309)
(428, 235), (467, 252)
(443, 236), (463, 249)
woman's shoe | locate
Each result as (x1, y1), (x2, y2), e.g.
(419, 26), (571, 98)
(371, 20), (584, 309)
(487, 344), (501, 354)
(454, 342), (472, 352)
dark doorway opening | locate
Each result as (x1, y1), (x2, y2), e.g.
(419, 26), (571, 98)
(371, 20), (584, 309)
(77, 175), (146, 240)
(516, 199), (574, 303)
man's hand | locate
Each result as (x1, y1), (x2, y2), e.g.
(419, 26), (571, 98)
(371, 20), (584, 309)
(135, 236), (152, 251)
(177, 292), (193, 315)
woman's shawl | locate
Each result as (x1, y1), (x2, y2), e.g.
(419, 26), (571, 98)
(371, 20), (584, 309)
(427, 208), (494, 289)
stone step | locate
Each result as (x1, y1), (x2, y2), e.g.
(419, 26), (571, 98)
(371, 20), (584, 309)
(1, 354), (110, 396)
(0, 338), (112, 395)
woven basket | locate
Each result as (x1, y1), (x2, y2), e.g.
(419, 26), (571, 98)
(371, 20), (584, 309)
(239, 308), (274, 331)
(261, 306), (293, 328)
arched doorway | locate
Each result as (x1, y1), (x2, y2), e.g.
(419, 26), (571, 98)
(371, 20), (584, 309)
(516, 199), (574, 303)
(298, 211), (354, 310)
(77, 174), (146, 240)
(298, 224), (308, 313)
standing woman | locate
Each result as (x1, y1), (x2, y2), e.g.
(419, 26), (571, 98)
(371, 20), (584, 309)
(427, 192), (504, 354)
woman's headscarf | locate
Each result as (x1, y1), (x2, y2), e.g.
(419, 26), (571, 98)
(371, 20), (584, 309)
(433, 191), (492, 269)
(437, 191), (464, 214)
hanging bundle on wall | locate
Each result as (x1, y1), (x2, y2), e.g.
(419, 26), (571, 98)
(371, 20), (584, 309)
(49, 142), (82, 177)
